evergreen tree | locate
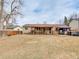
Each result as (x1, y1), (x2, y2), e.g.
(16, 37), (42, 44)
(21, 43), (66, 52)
(64, 16), (68, 25)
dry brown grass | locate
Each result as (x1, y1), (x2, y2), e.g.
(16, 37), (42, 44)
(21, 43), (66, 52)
(0, 35), (79, 59)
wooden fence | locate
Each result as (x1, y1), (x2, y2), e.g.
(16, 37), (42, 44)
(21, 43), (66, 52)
(0, 30), (23, 36)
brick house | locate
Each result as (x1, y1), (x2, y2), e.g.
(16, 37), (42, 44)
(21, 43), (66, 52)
(24, 24), (70, 35)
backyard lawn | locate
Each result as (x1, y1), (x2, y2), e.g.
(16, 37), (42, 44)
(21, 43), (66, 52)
(0, 35), (79, 59)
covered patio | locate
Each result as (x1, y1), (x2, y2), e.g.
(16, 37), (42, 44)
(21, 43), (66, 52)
(26, 24), (71, 35)
(31, 27), (52, 34)
(57, 25), (71, 35)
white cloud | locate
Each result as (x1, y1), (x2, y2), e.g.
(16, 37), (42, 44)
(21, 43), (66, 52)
(16, 0), (79, 25)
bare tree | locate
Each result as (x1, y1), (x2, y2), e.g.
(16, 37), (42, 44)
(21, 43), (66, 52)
(0, 0), (23, 36)
(3, 0), (23, 29)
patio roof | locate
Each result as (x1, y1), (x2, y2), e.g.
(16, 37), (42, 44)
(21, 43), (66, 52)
(26, 24), (70, 28)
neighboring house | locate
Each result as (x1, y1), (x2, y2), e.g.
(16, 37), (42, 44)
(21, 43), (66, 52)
(23, 27), (32, 34)
(16, 26), (30, 34)
(13, 27), (24, 31)
(13, 26), (25, 34)
(4, 26), (24, 36)
(69, 19), (79, 31)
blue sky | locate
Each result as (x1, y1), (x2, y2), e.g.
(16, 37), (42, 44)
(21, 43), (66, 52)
(16, 0), (79, 25)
